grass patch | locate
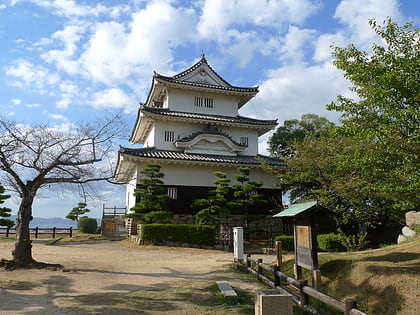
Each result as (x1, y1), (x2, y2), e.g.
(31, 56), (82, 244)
(55, 280), (256, 314)
(235, 235), (419, 315)
(203, 282), (254, 314)
(0, 236), (15, 241)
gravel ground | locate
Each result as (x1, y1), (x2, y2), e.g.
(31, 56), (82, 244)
(0, 239), (276, 314)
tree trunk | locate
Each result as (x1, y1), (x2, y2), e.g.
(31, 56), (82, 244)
(12, 194), (36, 265)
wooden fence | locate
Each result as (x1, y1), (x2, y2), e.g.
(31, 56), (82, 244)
(0, 227), (76, 238)
(239, 254), (368, 315)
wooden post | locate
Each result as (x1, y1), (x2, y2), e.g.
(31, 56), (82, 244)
(276, 241), (282, 267)
(257, 258), (263, 279)
(299, 279), (309, 311)
(246, 253), (251, 268)
(53, 227), (56, 238)
(35, 227), (38, 238)
(273, 265), (280, 287)
(345, 299), (357, 315)
(69, 227), (73, 238)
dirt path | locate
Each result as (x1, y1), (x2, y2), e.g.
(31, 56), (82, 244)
(0, 239), (275, 314)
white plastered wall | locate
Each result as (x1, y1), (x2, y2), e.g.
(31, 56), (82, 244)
(136, 162), (279, 188)
(167, 87), (239, 116)
(126, 177), (137, 212)
(152, 120), (260, 155)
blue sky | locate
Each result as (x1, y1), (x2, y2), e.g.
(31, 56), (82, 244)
(0, 0), (418, 219)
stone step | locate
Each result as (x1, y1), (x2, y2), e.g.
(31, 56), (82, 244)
(216, 281), (238, 297)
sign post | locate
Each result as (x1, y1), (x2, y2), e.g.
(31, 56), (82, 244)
(233, 227), (244, 262)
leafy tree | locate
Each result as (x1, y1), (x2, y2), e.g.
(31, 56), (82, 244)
(280, 130), (399, 231)
(0, 113), (126, 267)
(66, 202), (90, 222)
(127, 163), (171, 221)
(268, 114), (334, 157)
(0, 184), (14, 228)
(229, 167), (268, 216)
(191, 171), (231, 224)
(327, 18), (419, 213)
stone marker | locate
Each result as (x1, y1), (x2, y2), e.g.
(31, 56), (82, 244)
(216, 281), (238, 297)
(255, 289), (292, 315)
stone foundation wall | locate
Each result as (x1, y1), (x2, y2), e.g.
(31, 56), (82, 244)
(171, 214), (291, 239)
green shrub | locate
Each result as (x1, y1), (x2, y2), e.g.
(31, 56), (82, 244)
(141, 224), (216, 246)
(142, 211), (173, 224)
(340, 232), (368, 251)
(273, 235), (294, 251)
(317, 233), (346, 252)
(78, 217), (98, 234)
(414, 225), (420, 234)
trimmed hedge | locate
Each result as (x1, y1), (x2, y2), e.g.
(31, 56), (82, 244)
(317, 233), (346, 252)
(273, 235), (294, 251)
(140, 224), (216, 246)
(78, 217), (98, 234)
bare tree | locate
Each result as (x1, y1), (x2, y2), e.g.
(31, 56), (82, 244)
(0, 113), (127, 268)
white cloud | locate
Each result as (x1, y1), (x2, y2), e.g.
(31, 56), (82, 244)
(25, 103), (40, 108)
(313, 32), (346, 62)
(198, 0), (321, 39)
(280, 25), (317, 62)
(41, 25), (84, 75)
(11, 98), (21, 105)
(334, 0), (402, 47)
(56, 98), (70, 109)
(49, 113), (68, 121)
(6, 59), (59, 91)
(29, 0), (129, 19)
(90, 88), (137, 112)
(243, 61), (348, 124)
(79, 1), (197, 87)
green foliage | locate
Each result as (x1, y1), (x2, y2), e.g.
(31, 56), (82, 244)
(268, 113), (334, 157)
(66, 202), (90, 222)
(273, 235), (294, 251)
(140, 224), (216, 246)
(317, 233), (346, 252)
(78, 217), (98, 234)
(269, 19), (419, 230)
(414, 225), (420, 234)
(327, 18), (419, 214)
(129, 163), (171, 216)
(192, 171), (231, 224)
(229, 167), (268, 215)
(141, 211), (173, 224)
(340, 232), (368, 251)
(0, 184), (14, 228)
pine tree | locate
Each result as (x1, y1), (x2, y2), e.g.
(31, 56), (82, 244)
(66, 202), (90, 222)
(229, 167), (268, 216)
(128, 163), (171, 222)
(0, 184), (14, 228)
(192, 171), (230, 224)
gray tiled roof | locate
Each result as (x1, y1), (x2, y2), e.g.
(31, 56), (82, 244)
(142, 106), (278, 126)
(119, 147), (285, 166)
(177, 125), (246, 147)
(154, 55), (258, 93)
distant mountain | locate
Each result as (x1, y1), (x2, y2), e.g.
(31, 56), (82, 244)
(9, 216), (91, 228)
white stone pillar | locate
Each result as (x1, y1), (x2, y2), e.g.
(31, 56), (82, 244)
(233, 227), (244, 261)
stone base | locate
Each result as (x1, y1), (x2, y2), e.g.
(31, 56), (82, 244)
(255, 289), (292, 315)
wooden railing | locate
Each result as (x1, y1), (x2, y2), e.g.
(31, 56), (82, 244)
(239, 254), (368, 315)
(0, 227), (76, 238)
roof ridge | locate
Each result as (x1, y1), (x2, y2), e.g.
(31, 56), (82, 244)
(141, 106), (278, 125)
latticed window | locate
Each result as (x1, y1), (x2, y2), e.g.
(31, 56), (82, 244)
(194, 96), (213, 108)
(164, 130), (174, 142)
(167, 187), (177, 199)
(240, 137), (248, 147)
